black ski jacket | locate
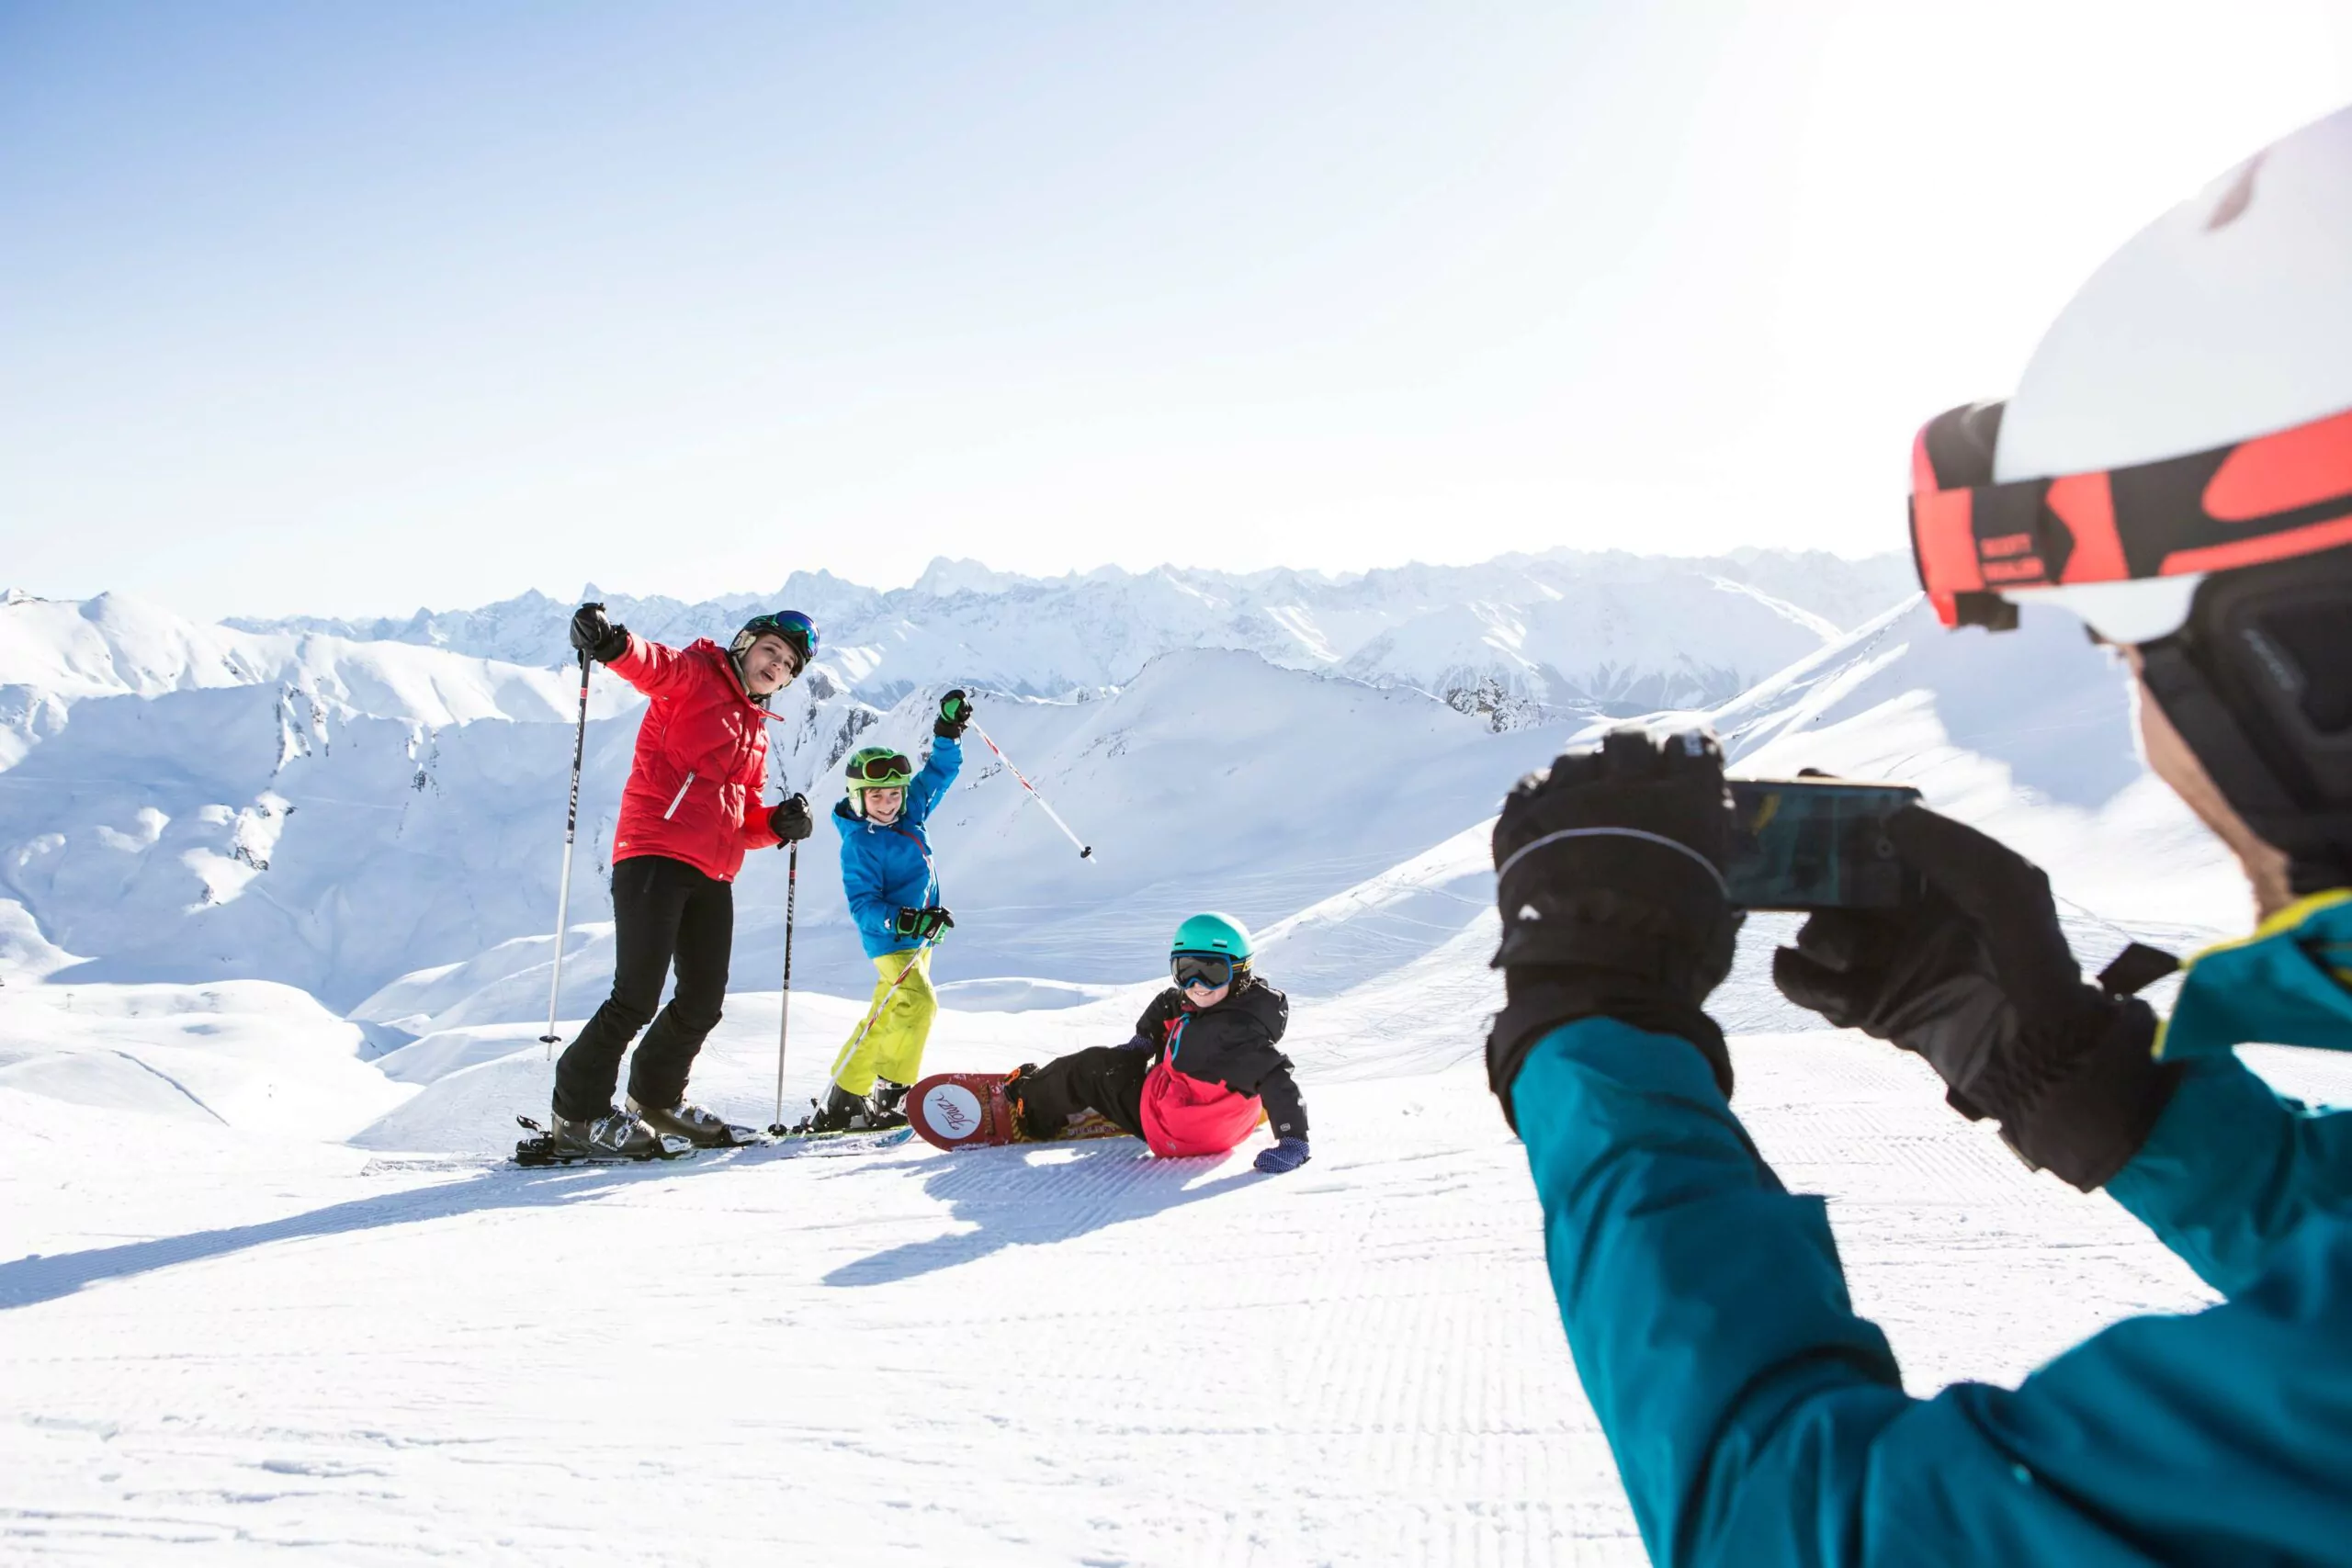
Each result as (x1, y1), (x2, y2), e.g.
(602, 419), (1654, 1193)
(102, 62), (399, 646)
(1130, 979), (1308, 1141)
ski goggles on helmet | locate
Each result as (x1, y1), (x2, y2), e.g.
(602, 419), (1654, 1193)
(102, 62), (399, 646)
(849, 752), (914, 786)
(1171, 953), (1238, 990)
(1908, 400), (2352, 644)
(732, 611), (818, 671)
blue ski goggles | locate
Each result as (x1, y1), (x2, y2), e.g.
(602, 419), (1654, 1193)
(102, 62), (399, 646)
(1171, 953), (1238, 990)
(734, 611), (818, 670)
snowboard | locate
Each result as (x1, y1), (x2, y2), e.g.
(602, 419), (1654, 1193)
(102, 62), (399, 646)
(906, 1071), (1134, 1152)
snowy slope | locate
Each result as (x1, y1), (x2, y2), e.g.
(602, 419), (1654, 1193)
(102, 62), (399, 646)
(6, 937), (2348, 1563)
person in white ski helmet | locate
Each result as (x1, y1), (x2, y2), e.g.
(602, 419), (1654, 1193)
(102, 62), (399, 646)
(1484, 107), (2352, 1565)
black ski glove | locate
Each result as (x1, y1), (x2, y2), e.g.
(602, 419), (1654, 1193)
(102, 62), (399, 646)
(935, 689), (974, 740)
(1135, 987), (1185, 1040)
(767, 794), (814, 844)
(1487, 728), (1744, 1132)
(1771, 805), (2180, 1190)
(894, 905), (956, 942)
(568, 602), (630, 664)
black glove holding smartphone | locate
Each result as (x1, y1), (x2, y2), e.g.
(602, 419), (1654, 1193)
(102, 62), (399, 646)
(1771, 805), (2179, 1190)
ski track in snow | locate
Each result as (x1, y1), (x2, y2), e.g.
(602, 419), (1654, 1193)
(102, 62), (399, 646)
(6, 996), (2348, 1567)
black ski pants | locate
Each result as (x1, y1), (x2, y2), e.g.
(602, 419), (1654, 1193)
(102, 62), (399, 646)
(1017, 1045), (1150, 1139)
(553, 854), (733, 1121)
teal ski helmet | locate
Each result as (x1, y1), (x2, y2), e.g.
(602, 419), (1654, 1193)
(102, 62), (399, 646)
(1170, 912), (1254, 990)
(1170, 911), (1253, 960)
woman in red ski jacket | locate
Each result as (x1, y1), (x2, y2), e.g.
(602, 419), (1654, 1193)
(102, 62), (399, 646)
(549, 604), (819, 1156)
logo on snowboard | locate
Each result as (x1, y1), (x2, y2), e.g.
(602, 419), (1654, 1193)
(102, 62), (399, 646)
(923, 1082), (985, 1139)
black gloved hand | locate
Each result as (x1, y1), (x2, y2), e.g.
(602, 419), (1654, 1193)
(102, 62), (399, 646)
(767, 794), (814, 843)
(893, 905), (956, 942)
(1487, 728), (1744, 1130)
(568, 602), (630, 664)
(935, 689), (974, 740)
(1771, 805), (2178, 1190)
(1136, 988), (1184, 1037)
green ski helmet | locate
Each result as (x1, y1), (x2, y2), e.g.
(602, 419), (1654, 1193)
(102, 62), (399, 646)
(844, 744), (915, 818)
(1170, 911), (1254, 990)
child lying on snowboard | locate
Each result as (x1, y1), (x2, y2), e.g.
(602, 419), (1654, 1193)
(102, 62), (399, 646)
(1007, 913), (1311, 1174)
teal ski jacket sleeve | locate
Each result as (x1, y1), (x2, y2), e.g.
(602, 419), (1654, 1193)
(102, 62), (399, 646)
(2104, 1053), (2352, 1296)
(2102, 893), (2352, 1297)
(1512, 1017), (2352, 1568)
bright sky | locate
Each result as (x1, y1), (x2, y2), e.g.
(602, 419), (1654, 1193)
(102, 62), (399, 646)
(5, 2), (2350, 621)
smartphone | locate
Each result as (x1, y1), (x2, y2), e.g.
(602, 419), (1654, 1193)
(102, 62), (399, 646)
(1722, 778), (1923, 911)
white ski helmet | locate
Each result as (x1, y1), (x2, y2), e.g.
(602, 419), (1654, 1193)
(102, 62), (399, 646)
(1905, 104), (2352, 891)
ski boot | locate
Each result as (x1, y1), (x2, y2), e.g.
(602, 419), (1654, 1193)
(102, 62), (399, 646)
(626, 1095), (741, 1148)
(550, 1104), (664, 1158)
(800, 1083), (868, 1135)
(865, 1077), (913, 1131)
(1002, 1063), (1044, 1140)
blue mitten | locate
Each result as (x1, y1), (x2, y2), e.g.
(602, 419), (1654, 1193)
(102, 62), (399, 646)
(1254, 1136), (1310, 1174)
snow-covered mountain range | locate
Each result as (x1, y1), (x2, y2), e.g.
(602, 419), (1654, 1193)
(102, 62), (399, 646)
(1, 549), (1902, 1017)
(1, 547), (2241, 1060)
(225, 548), (1915, 714)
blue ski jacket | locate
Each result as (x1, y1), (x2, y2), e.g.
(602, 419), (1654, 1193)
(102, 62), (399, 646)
(833, 735), (961, 959)
(1512, 890), (2352, 1567)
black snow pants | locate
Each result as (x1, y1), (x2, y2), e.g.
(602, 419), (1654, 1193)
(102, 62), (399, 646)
(553, 854), (733, 1121)
(1017, 1045), (1150, 1139)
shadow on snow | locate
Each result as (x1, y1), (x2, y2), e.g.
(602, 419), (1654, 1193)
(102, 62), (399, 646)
(824, 1138), (1261, 1289)
(0, 1151), (750, 1312)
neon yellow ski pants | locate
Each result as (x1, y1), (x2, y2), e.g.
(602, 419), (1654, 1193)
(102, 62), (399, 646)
(828, 947), (937, 1095)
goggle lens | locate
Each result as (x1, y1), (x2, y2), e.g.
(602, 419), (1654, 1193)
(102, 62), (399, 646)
(1171, 953), (1234, 989)
(853, 753), (913, 784)
(748, 612), (818, 657)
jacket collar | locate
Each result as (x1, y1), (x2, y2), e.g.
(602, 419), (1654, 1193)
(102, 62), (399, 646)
(2157, 888), (2352, 1058)
(693, 637), (772, 712)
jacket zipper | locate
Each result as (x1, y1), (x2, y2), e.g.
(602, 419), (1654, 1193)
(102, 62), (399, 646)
(662, 772), (696, 819)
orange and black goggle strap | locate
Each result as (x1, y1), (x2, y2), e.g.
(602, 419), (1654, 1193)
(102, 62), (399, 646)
(1909, 400), (2352, 630)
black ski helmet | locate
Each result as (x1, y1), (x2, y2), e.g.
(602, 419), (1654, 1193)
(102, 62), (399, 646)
(729, 611), (817, 697)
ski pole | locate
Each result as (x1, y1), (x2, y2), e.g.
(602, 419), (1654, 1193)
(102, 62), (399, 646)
(970, 721), (1095, 862)
(770, 840), (798, 1129)
(781, 930), (940, 1134)
(542, 647), (594, 1059)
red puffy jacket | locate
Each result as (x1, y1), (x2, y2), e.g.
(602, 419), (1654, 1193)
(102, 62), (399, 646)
(607, 635), (782, 883)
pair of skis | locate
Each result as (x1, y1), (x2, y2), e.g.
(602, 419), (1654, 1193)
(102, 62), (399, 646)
(510, 1114), (913, 1168)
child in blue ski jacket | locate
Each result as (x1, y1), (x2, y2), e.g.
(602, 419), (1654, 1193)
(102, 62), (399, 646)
(1486, 107), (2352, 1568)
(808, 690), (969, 1133)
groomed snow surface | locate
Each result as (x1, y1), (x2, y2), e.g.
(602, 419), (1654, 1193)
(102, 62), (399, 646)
(9, 978), (2351, 1566)
(6, 583), (2352, 1563)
